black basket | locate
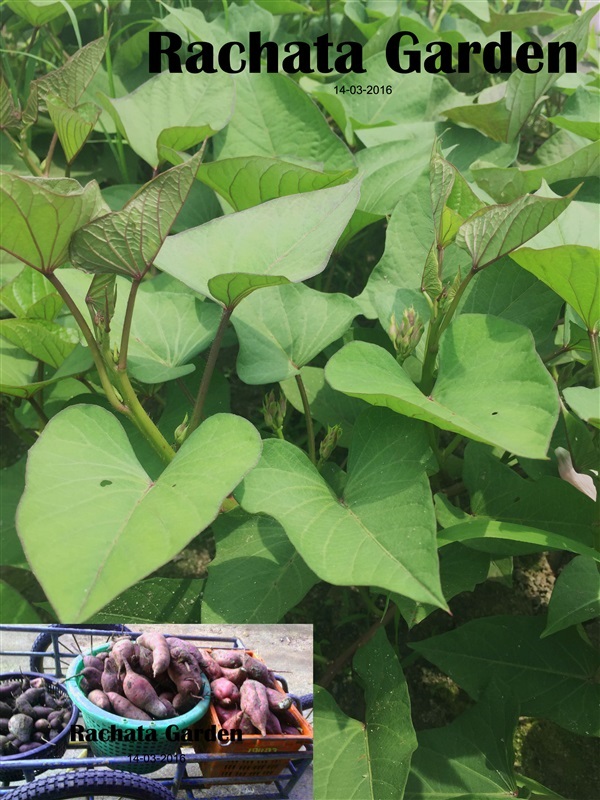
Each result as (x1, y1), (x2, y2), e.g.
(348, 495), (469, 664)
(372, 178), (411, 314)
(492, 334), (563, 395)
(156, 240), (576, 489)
(0, 672), (79, 784)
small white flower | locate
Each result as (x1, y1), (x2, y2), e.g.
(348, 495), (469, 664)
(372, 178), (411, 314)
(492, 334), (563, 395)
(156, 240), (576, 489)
(555, 447), (597, 501)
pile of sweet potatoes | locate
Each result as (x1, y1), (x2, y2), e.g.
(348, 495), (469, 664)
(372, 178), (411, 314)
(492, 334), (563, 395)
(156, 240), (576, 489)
(0, 676), (72, 756)
(208, 649), (302, 736)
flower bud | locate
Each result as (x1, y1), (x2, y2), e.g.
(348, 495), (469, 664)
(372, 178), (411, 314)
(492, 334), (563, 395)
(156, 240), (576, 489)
(319, 424), (342, 464)
(174, 413), (189, 447)
(389, 307), (424, 361)
(555, 447), (597, 500)
(262, 390), (286, 434)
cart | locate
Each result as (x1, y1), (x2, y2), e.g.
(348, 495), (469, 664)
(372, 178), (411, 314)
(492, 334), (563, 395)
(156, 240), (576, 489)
(0, 625), (313, 800)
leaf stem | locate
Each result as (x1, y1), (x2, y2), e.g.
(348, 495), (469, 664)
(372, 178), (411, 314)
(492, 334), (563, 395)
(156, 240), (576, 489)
(17, 131), (43, 176)
(187, 306), (232, 438)
(43, 132), (58, 176)
(589, 329), (600, 388)
(46, 272), (127, 413)
(28, 396), (48, 428)
(118, 278), (140, 371)
(295, 373), (316, 465)
(112, 370), (175, 463)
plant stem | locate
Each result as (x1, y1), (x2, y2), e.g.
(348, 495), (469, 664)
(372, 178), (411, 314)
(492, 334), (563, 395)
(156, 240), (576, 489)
(187, 307), (232, 438)
(118, 278), (140, 371)
(112, 370), (175, 463)
(43, 132), (58, 176)
(17, 131), (43, 176)
(46, 273), (127, 413)
(28, 396), (48, 428)
(295, 373), (316, 465)
(589, 329), (600, 388)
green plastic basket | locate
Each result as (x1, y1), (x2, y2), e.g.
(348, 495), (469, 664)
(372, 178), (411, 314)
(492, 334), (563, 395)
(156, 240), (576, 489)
(65, 643), (210, 774)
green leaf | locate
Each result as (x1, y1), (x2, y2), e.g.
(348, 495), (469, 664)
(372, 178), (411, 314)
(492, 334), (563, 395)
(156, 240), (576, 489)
(411, 615), (600, 737)
(455, 189), (576, 270)
(563, 387), (600, 428)
(237, 407), (445, 608)
(108, 283), (221, 384)
(85, 273), (116, 340)
(542, 557), (600, 638)
(202, 509), (318, 624)
(437, 519), (600, 563)
(102, 70), (234, 167)
(280, 366), (367, 448)
(0, 318), (79, 368)
(0, 339), (91, 399)
(1, 77), (20, 132)
(0, 580), (41, 623)
(213, 72), (353, 172)
(194, 156), (356, 211)
(6, 0), (91, 27)
(89, 577), (204, 624)
(232, 284), (358, 384)
(326, 315), (559, 459)
(0, 458), (27, 568)
(23, 33), (108, 126)
(315, 629), (417, 800)
(510, 246), (599, 332)
(471, 141), (600, 203)
(547, 87), (600, 142)
(70, 153), (201, 279)
(0, 268), (62, 320)
(17, 405), (262, 621)
(0, 174), (105, 272)
(207, 274), (290, 310)
(155, 181), (360, 305)
(46, 94), (100, 165)
(405, 682), (518, 799)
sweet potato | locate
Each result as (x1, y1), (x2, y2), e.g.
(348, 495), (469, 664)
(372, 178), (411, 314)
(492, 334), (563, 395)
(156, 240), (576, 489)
(101, 656), (123, 695)
(265, 711), (282, 735)
(220, 666), (245, 687)
(157, 693), (176, 719)
(211, 678), (240, 708)
(273, 708), (298, 727)
(110, 638), (136, 674)
(83, 655), (105, 672)
(281, 723), (301, 735)
(136, 646), (155, 679)
(87, 690), (112, 713)
(78, 667), (103, 693)
(122, 661), (168, 719)
(137, 632), (171, 677)
(240, 680), (269, 736)
(31, 706), (53, 719)
(34, 719), (50, 733)
(106, 692), (151, 721)
(0, 719), (9, 734)
(238, 713), (258, 734)
(168, 655), (204, 699)
(0, 682), (21, 698)
(173, 692), (197, 715)
(215, 706), (240, 725)
(195, 649), (223, 681)
(241, 656), (276, 689)
(266, 688), (292, 712)
(0, 701), (12, 717)
(18, 742), (41, 753)
(211, 649), (244, 669)
(9, 714), (33, 742)
(221, 709), (244, 733)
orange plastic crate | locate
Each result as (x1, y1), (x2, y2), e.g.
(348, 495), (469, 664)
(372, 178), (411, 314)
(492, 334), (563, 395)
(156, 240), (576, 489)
(193, 649), (313, 780)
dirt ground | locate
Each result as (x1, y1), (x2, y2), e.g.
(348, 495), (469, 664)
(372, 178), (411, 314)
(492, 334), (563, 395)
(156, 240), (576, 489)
(0, 624), (313, 799)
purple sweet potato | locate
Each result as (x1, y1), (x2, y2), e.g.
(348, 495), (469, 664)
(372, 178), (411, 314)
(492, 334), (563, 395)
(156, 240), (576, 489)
(110, 638), (136, 674)
(137, 633), (171, 677)
(158, 693), (176, 719)
(241, 656), (276, 689)
(215, 706), (240, 725)
(83, 655), (105, 672)
(106, 692), (151, 721)
(101, 656), (123, 695)
(238, 713), (258, 735)
(266, 688), (292, 712)
(281, 724), (300, 735)
(87, 690), (112, 713)
(122, 661), (168, 719)
(136, 646), (155, 679)
(221, 710), (244, 733)
(273, 708), (298, 727)
(211, 678), (240, 708)
(265, 711), (282, 735)
(211, 649), (244, 669)
(78, 667), (103, 693)
(220, 666), (245, 687)
(196, 649), (223, 681)
(240, 680), (269, 736)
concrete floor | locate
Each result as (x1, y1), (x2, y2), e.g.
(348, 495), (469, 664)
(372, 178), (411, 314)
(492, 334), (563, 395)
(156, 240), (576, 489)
(0, 624), (314, 799)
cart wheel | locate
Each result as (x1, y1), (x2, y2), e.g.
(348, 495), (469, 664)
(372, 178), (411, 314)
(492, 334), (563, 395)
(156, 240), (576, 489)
(3, 769), (174, 799)
(29, 625), (132, 676)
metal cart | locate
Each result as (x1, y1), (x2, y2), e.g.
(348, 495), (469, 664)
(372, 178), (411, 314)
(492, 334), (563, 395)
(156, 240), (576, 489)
(0, 625), (313, 800)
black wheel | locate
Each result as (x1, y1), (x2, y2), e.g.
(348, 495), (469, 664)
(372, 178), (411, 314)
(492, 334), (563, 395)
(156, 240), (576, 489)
(3, 769), (174, 800)
(29, 625), (132, 676)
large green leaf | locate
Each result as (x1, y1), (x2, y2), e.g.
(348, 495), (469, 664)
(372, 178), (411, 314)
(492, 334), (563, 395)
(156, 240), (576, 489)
(326, 315), (559, 459)
(542, 556), (600, 638)
(471, 140), (600, 203)
(202, 509), (318, 624)
(155, 181), (360, 306)
(405, 682), (518, 799)
(89, 578), (203, 624)
(17, 406), (262, 621)
(0, 174), (105, 273)
(232, 284), (358, 384)
(7, 0), (91, 28)
(0, 580), (41, 623)
(102, 70), (234, 167)
(46, 94), (100, 165)
(315, 629), (417, 800)
(455, 189), (576, 270)
(194, 156), (355, 211)
(70, 153), (202, 279)
(0, 268), (62, 320)
(411, 615), (600, 736)
(547, 87), (600, 142)
(213, 72), (353, 172)
(0, 458), (27, 568)
(0, 318), (79, 368)
(510, 246), (599, 331)
(563, 386), (600, 428)
(0, 339), (92, 399)
(237, 407), (445, 607)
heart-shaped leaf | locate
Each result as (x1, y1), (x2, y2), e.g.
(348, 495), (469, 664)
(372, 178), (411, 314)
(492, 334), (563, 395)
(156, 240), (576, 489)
(102, 70), (234, 167)
(0, 174), (105, 273)
(0, 339), (92, 399)
(563, 387), (600, 428)
(326, 315), (559, 459)
(232, 283), (358, 384)
(0, 268), (62, 320)
(46, 94), (100, 164)
(237, 407), (445, 607)
(0, 318), (79, 367)
(202, 509), (318, 624)
(17, 405), (262, 620)
(155, 181), (360, 306)
(207, 274), (290, 310)
(70, 153), (202, 279)
(542, 556), (600, 638)
(90, 577), (204, 624)
(315, 629), (417, 800)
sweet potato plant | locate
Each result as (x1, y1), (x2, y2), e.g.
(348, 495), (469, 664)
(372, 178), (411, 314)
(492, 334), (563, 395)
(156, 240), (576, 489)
(0, 1), (599, 798)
